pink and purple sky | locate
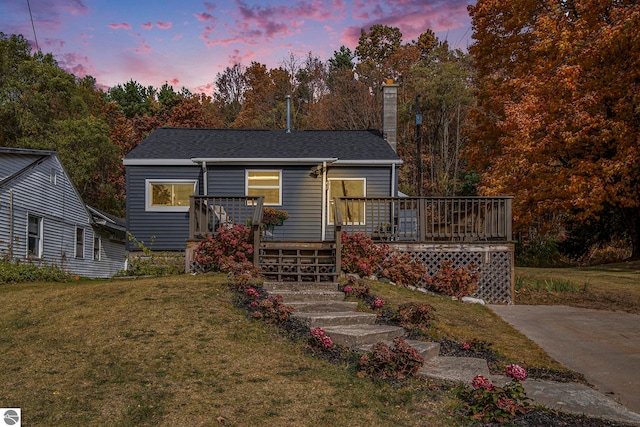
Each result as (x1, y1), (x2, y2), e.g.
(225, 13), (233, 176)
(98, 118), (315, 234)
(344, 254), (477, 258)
(1, 0), (474, 95)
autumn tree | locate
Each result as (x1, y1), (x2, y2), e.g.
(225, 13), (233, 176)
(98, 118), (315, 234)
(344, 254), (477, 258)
(467, 0), (640, 258)
(213, 63), (246, 127)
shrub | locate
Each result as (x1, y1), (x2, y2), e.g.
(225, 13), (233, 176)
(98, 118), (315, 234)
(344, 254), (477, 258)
(380, 252), (428, 286)
(340, 276), (371, 298)
(121, 233), (183, 276)
(391, 302), (435, 333)
(358, 337), (424, 379)
(457, 365), (530, 423)
(425, 260), (480, 299)
(516, 232), (564, 267)
(0, 258), (72, 284)
(341, 232), (390, 276)
(309, 327), (334, 349)
(250, 294), (294, 325)
(194, 225), (253, 272)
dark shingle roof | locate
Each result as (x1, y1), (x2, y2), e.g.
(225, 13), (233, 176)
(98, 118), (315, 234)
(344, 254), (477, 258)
(123, 128), (401, 164)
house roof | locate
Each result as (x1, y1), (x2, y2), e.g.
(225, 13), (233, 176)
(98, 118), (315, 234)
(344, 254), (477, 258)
(0, 147), (55, 187)
(123, 128), (403, 166)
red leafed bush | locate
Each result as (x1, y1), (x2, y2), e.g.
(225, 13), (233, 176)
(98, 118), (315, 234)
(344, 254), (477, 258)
(425, 260), (480, 299)
(380, 252), (428, 286)
(341, 232), (390, 277)
(194, 225), (254, 272)
(358, 337), (424, 379)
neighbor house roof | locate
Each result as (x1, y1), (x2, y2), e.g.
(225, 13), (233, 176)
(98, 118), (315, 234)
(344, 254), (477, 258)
(123, 128), (403, 166)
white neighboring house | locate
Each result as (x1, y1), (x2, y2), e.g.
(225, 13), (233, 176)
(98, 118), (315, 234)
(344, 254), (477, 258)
(0, 147), (126, 278)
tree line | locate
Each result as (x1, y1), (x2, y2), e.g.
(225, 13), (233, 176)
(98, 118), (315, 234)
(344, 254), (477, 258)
(1, 0), (638, 261)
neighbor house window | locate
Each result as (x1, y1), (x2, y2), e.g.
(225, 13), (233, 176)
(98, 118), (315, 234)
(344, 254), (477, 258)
(246, 170), (282, 205)
(27, 215), (43, 258)
(328, 178), (366, 224)
(75, 227), (84, 259)
(93, 236), (101, 261)
(145, 180), (197, 212)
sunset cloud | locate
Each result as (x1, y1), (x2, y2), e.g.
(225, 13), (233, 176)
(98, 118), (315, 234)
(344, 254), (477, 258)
(142, 22), (153, 30)
(157, 21), (172, 29)
(195, 12), (215, 22)
(109, 23), (132, 30)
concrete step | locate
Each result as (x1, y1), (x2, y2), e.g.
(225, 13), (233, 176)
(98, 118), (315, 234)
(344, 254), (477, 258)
(263, 281), (339, 292)
(292, 311), (377, 327)
(273, 290), (345, 303)
(322, 324), (404, 347)
(287, 301), (359, 312)
(419, 356), (491, 385)
(357, 339), (441, 362)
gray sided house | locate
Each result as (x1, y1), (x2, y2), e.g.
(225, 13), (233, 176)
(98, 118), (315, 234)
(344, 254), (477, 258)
(0, 147), (126, 278)
(123, 128), (403, 251)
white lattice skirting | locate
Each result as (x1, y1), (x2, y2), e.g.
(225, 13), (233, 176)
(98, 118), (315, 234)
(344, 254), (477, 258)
(388, 242), (515, 304)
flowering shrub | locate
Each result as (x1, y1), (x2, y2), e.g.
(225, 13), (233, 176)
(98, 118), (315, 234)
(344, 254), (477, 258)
(309, 327), (333, 349)
(371, 297), (386, 309)
(380, 252), (428, 287)
(390, 302), (435, 334)
(506, 363), (528, 381)
(194, 225), (254, 272)
(358, 337), (425, 379)
(341, 232), (390, 276)
(250, 294), (294, 325)
(340, 276), (371, 298)
(425, 260), (480, 299)
(457, 364), (530, 423)
(262, 207), (289, 226)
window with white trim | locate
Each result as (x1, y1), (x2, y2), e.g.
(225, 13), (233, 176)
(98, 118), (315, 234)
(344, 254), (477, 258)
(328, 178), (366, 224)
(27, 215), (43, 258)
(246, 170), (282, 205)
(75, 227), (84, 259)
(145, 180), (197, 212)
(93, 236), (101, 261)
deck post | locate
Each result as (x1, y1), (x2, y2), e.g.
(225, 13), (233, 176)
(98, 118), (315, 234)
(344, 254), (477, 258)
(333, 197), (342, 275)
(252, 197), (264, 270)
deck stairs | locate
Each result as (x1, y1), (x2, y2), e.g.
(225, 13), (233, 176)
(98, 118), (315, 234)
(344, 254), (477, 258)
(259, 241), (492, 383)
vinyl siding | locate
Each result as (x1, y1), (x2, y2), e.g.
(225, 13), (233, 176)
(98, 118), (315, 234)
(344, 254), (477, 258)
(0, 153), (125, 278)
(126, 165), (202, 251)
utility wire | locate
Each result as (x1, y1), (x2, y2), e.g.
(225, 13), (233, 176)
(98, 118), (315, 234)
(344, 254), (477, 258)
(27, 0), (40, 52)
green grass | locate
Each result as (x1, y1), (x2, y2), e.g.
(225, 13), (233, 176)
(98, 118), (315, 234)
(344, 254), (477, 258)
(515, 260), (640, 313)
(4, 262), (634, 426)
(0, 275), (458, 427)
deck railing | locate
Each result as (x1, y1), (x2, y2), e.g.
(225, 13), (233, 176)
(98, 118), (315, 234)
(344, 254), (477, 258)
(189, 195), (263, 241)
(336, 197), (513, 242)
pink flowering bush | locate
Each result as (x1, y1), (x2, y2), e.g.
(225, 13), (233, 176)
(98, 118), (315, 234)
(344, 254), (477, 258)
(425, 260), (480, 299)
(341, 232), (390, 276)
(371, 297), (386, 309)
(457, 365), (530, 423)
(358, 337), (425, 379)
(390, 302), (435, 334)
(380, 252), (428, 287)
(250, 294), (294, 325)
(340, 276), (371, 298)
(506, 363), (528, 381)
(309, 327), (333, 349)
(194, 225), (254, 273)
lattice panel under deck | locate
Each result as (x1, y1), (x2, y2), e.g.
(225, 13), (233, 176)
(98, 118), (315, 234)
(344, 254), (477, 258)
(389, 243), (514, 304)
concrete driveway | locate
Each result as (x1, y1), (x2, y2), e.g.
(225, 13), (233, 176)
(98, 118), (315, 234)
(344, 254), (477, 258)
(489, 305), (640, 414)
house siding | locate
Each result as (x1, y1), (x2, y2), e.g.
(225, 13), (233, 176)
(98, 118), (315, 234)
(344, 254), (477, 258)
(126, 165), (202, 251)
(1, 152), (125, 278)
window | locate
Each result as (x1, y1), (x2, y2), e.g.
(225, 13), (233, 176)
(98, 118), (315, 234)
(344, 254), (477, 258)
(50, 168), (57, 185)
(246, 170), (282, 205)
(93, 236), (101, 261)
(328, 178), (366, 224)
(145, 180), (197, 212)
(75, 228), (84, 259)
(27, 215), (43, 258)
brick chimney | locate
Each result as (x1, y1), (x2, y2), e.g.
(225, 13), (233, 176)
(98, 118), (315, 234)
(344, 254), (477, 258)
(381, 80), (399, 152)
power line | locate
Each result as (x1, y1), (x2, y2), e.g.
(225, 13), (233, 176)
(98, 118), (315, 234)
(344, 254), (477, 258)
(27, 0), (40, 52)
